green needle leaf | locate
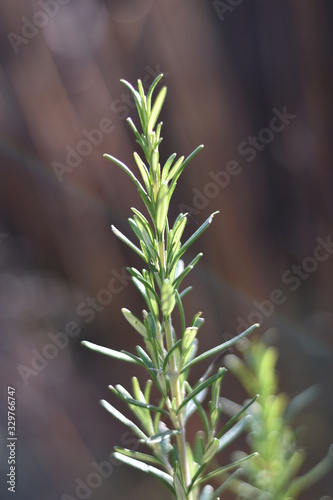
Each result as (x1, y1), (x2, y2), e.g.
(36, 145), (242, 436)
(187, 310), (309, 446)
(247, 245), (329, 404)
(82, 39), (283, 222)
(179, 286), (192, 299)
(161, 279), (175, 317)
(100, 400), (147, 440)
(205, 469), (243, 499)
(156, 182), (169, 237)
(199, 485), (215, 500)
(197, 452), (258, 484)
(216, 394), (258, 439)
(174, 461), (188, 500)
(162, 339), (182, 373)
(134, 152), (150, 191)
(122, 308), (147, 337)
(218, 415), (253, 452)
(110, 385), (169, 417)
(148, 86), (167, 133)
(127, 268), (160, 304)
(113, 452), (175, 491)
(202, 438), (219, 463)
(126, 117), (141, 142)
(114, 447), (162, 466)
(182, 327), (198, 352)
(181, 323), (260, 373)
(176, 368), (227, 415)
(168, 144), (204, 201)
(104, 154), (146, 194)
(146, 73), (164, 115)
(166, 155), (184, 183)
(170, 213), (187, 245)
(105, 154), (154, 219)
(184, 389), (209, 431)
(120, 79), (146, 130)
(111, 225), (145, 261)
(162, 152), (177, 182)
(171, 212), (218, 268)
(173, 253), (203, 289)
(120, 79), (141, 104)
(81, 341), (138, 364)
(175, 289), (186, 336)
(143, 429), (179, 445)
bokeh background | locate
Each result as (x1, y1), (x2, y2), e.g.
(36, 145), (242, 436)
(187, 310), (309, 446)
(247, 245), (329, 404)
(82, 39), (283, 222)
(1, 1), (333, 499)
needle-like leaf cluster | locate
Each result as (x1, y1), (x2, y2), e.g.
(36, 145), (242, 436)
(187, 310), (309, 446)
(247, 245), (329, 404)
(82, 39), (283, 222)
(221, 338), (333, 499)
(82, 74), (259, 499)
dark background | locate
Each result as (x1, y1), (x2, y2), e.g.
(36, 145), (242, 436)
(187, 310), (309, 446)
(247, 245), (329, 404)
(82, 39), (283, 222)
(0, 1), (333, 499)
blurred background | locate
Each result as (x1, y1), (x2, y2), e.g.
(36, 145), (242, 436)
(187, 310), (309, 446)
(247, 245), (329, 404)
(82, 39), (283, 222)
(0, 0), (333, 498)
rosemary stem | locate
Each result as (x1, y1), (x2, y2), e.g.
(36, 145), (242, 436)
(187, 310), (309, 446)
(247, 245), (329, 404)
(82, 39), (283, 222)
(165, 316), (193, 499)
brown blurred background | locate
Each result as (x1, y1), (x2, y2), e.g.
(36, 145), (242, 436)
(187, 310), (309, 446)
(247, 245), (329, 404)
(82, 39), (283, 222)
(0, 1), (333, 499)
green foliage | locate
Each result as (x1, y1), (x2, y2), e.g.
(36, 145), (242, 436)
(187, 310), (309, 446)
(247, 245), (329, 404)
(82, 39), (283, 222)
(222, 338), (333, 499)
(82, 74), (260, 499)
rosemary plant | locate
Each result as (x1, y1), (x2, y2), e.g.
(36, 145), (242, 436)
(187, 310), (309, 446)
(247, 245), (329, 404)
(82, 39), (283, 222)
(82, 74), (259, 499)
(222, 338), (333, 499)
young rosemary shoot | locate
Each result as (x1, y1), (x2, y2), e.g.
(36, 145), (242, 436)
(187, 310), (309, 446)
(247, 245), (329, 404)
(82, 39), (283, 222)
(82, 74), (259, 500)
(222, 338), (333, 499)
